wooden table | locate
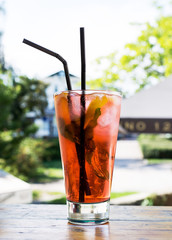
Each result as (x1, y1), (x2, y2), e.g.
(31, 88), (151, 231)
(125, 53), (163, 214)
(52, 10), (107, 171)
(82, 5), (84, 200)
(0, 205), (172, 239)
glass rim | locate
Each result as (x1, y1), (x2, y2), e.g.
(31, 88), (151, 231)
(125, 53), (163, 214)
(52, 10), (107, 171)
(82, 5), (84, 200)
(54, 89), (122, 98)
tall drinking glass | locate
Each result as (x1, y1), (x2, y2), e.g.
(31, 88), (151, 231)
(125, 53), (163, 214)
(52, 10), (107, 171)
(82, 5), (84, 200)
(54, 90), (121, 225)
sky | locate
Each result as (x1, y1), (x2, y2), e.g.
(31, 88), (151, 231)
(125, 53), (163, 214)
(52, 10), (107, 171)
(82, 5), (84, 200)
(0, 0), (169, 80)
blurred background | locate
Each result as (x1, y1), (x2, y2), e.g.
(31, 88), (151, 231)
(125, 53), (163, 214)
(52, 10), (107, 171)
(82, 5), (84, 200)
(0, 0), (172, 206)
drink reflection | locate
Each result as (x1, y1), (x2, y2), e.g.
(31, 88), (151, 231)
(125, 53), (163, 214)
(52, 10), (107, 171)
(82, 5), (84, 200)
(67, 222), (110, 240)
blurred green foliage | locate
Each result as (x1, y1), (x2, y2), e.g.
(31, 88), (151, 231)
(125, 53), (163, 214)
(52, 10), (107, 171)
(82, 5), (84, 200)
(141, 193), (172, 206)
(87, 52), (121, 92)
(88, 3), (172, 95)
(7, 137), (45, 178)
(32, 190), (41, 201)
(0, 134), (61, 181)
(10, 76), (48, 135)
(0, 56), (49, 179)
(0, 72), (48, 134)
(138, 134), (172, 158)
(41, 138), (61, 162)
(119, 16), (172, 91)
(0, 80), (13, 130)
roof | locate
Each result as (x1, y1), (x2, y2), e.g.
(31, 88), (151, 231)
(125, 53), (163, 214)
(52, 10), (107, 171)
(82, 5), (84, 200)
(48, 70), (78, 78)
(120, 76), (172, 119)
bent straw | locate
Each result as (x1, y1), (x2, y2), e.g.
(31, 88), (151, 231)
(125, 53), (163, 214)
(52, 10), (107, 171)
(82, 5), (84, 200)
(23, 39), (72, 90)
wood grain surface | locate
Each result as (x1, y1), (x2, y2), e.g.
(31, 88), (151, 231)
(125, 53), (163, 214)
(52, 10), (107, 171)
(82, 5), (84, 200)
(0, 205), (172, 239)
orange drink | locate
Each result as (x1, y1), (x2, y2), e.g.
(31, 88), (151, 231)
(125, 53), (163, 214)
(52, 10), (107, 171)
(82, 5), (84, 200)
(54, 90), (121, 224)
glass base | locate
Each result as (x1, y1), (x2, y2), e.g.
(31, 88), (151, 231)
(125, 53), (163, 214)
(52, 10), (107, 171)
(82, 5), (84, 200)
(67, 200), (110, 225)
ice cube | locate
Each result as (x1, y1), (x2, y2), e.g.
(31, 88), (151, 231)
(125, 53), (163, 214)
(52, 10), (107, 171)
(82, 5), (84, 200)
(97, 102), (118, 128)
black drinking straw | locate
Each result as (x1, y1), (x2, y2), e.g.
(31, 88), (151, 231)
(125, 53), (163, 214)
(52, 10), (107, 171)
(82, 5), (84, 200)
(80, 28), (86, 90)
(79, 27), (86, 202)
(23, 38), (72, 90)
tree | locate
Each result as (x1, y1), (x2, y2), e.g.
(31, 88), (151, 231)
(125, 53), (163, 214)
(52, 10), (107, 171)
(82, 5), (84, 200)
(0, 71), (49, 178)
(87, 53), (120, 91)
(119, 15), (172, 92)
(0, 73), (48, 135)
(10, 75), (48, 137)
(88, 2), (172, 95)
(0, 79), (13, 130)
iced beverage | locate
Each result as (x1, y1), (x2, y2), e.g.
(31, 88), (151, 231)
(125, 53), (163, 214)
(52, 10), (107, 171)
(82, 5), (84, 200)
(54, 90), (121, 224)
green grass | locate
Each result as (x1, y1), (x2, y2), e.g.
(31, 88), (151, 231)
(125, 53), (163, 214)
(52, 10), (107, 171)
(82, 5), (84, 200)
(147, 159), (172, 165)
(37, 192), (138, 204)
(110, 192), (137, 199)
(0, 159), (63, 183)
(30, 161), (63, 183)
(46, 197), (67, 204)
(32, 190), (66, 204)
(47, 191), (64, 195)
(32, 190), (42, 201)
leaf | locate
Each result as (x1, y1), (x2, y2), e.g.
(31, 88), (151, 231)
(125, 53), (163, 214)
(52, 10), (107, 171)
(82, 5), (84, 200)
(84, 108), (101, 164)
(97, 146), (109, 162)
(84, 107), (109, 181)
(90, 108), (101, 128)
(57, 117), (80, 144)
(85, 151), (93, 164)
(57, 117), (73, 141)
(84, 96), (108, 129)
(85, 139), (96, 164)
(91, 148), (109, 181)
(85, 108), (101, 140)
